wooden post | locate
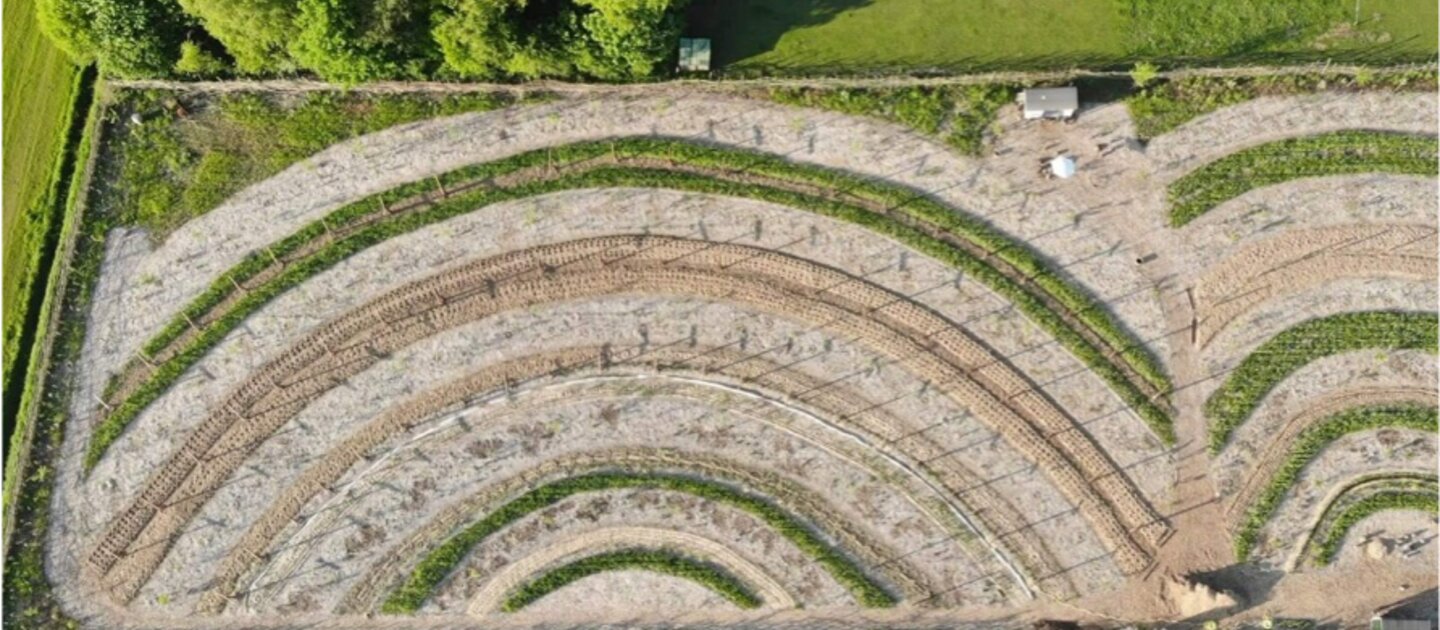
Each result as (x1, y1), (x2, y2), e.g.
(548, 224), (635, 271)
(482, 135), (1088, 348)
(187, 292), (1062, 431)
(434, 176), (447, 198)
(229, 276), (247, 294)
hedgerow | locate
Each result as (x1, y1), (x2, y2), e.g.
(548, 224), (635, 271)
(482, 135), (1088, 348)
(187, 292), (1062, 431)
(1231, 403), (1437, 561)
(1168, 130), (1439, 226)
(1315, 491), (1438, 565)
(1205, 311), (1437, 453)
(381, 471), (895, 613)
(499, 549), (762, 612)
(87, 137), (1175, 470)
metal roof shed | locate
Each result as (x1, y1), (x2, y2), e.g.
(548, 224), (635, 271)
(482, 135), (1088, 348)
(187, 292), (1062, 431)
(1022, 87), (1079, 120)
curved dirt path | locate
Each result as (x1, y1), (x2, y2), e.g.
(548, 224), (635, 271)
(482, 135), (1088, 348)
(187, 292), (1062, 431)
(463, 527), (797, 614)
(1221, 387), (1439, 523)
(1195, 225), (1437, 348)
(338, 448), (927, 613)
(210, 348), (1058, 615)
(91, 236), (1160, 606)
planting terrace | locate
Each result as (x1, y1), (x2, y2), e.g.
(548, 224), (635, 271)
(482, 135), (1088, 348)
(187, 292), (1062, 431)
(8, 80), (1437, 629)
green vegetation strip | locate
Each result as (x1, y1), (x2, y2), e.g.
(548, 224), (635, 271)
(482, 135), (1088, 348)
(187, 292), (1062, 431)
(1126, 70), (1439, 140)
(499, 549), (762, 612)
(1232, 403), (1437, 560)
(86, 138), (1173, 471)
(765, 85), (1015, 156)
(2, 77), (105, 630)
(1315, 491), (1439, 565)
(1168, 130), (1439, 226)
(1206, 311), (1438, 453)
(382, 471), (894, 613)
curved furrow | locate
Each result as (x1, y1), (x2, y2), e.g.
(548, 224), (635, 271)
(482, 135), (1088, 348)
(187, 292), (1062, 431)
(463, 527), (797, 613)
(1195, 225), (1437, 349)
(200, 344), (1065, 613)
(90, 235), (1161, 606)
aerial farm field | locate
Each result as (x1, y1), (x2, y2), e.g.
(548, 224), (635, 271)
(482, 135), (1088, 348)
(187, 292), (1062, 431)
(3, 70), (1435, 629)
(3, 1), (1439, 628)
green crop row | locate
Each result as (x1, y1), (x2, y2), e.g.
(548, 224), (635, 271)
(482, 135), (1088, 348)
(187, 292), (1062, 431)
(1315, 491), (1439, 565)
(1231, 404), (1437, 561)
(381, 471), (895, 613)
(87, 137), (1174, 470)
(499, 549), (762, 612)
(1206, 310), (1438, 453)
(1168, 130), (1439, 226)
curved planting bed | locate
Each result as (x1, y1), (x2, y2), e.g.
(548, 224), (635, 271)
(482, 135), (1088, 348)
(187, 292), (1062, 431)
(1168, 130), (1439, 226)
(381, 471), (896, 613)
(1231, 404), (1437, 561)
(1313, 491), (1439, 566)
(1206, 311), (1438, 453)
(497, 549), (763, 612)
(85, 138), (1174, 472)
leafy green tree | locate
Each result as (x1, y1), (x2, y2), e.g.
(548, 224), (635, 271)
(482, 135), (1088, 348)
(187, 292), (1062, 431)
(433, 0), (685, 80)
(35, 0), (97, 63)
(37, 0), (189, 77)
(177, 0), (298, 73)
(572, 0), (683, 80)
(175, 40), (228, 75)
(290, 0), (439, 83)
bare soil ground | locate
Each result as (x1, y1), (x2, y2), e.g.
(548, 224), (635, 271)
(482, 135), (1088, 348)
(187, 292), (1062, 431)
(42, 87), (1438, 629)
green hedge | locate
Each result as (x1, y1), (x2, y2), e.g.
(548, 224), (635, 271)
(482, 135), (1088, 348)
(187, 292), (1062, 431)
(1231, 404), (1437, 561)
(87, 137), (1175, 470)
(1206, 311), (1438, 453)
(381, 471), (895, 613)
(499, 549), (762, 612)
(1315, 491), (1439, 565)
(1168, 130), (1439, 226)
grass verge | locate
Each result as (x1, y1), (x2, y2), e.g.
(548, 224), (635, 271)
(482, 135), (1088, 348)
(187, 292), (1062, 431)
(85, 138), (1174, 472)
(1231, 403), (1437, 560)
(382, 471), (895, 613)
(1168, 130), (1438, 226)
(1314, 491), (1439, 565)
(1, 78), (108, 630)
(499, 549), (762, 612)
(1206, 311), (1438, 453)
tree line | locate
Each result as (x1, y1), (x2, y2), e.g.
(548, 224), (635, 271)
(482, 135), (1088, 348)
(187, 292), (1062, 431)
(36, 0), (691, 83)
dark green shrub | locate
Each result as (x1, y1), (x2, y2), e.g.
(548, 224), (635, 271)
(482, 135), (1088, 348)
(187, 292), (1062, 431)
(500, 549), (761, 611)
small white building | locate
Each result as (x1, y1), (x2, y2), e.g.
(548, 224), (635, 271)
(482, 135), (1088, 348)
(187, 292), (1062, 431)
(1021, 87), (1078, 120)
(678, 38), (711, 72)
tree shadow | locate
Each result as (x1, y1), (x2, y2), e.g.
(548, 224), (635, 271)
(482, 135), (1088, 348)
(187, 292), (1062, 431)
(683, 0), (872, 68)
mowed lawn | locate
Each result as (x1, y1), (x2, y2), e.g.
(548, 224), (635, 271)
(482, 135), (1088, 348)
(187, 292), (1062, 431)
(687, 0), (1127, 71)
(686, 0), (1437, 71)
(3, 0), (80, 382)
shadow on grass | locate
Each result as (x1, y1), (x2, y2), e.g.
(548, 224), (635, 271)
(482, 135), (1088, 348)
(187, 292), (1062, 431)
(684, 0), (871, 68)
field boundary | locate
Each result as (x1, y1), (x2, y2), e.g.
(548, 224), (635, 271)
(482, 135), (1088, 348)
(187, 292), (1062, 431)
(1, 76), (105, 559)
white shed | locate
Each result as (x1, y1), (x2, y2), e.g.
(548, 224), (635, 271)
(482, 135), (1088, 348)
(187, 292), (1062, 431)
(1022, 87), (1078, 120)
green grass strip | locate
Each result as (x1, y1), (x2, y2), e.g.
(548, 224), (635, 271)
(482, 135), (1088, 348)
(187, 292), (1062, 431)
(499, 548), (762, 612)
(1168, 130), (1439, 226)
(381, 471), (895, 613)
(1231, 404), (1437, 561)
(1206, 311), (1438, 453)
(87, 137), (1174, 470)
(1314, 491), (1439, 566)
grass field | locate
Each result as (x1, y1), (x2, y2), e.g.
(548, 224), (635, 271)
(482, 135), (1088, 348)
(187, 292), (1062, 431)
(686, 0), (1438, 73)
(2, 0), (83, 437)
